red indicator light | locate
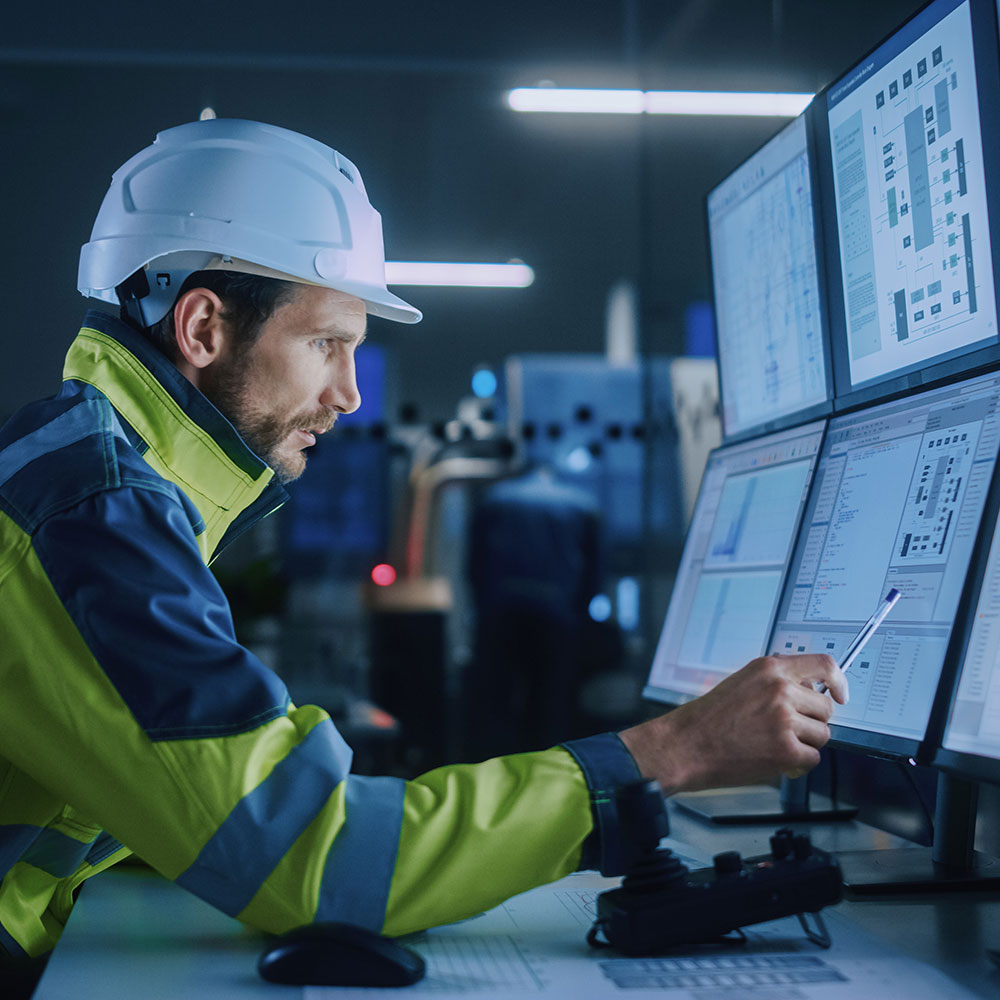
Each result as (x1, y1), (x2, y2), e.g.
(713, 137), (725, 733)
(369, 707), (397, 730)
(371, 563), (397, 587)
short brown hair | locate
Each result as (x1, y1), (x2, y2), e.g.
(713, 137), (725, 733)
(143, 270), (299, 359)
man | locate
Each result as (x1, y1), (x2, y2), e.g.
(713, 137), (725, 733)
(0, 118), (846, 972)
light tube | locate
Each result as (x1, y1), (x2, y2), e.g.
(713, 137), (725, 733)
(507, 87), (812, 117)
(508, 88), (645, 113)
(385, 262), (535, 287)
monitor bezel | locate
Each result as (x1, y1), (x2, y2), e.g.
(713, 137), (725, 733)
(931, 444), (1000, 785)
(642, 418), (829, 708)
(816, 0), (1000, 413)
(704, 108), (835, 445)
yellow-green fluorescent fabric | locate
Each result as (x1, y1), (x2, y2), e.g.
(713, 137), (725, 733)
(0, 310), (639, 959)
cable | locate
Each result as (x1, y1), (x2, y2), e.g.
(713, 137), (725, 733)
(897, 760), (935, 845)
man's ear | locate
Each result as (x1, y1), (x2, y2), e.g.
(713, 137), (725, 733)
(172, 288), (228, 382)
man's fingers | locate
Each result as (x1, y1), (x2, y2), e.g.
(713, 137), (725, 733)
(784, 652), (849, 706)
(784, 756), (821, 780)
(822, 665), (849, 706)
(792, 713), (832, 752)
(788, 681), (836, 723)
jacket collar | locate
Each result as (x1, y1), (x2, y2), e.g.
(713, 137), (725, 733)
(63, 309), (287, 561)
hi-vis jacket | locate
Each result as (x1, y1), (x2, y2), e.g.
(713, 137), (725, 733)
(0, 310), (640, 959)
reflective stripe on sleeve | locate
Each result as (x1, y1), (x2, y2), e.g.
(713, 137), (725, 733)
(316, 775), (405, 931)
(0, 825), (98, 880)
(174, 718), (353, 915)
(0, 827), (41, 881)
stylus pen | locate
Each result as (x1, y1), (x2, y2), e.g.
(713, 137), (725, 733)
(818, 587), (901, 693)
(839, 587), (901, 674)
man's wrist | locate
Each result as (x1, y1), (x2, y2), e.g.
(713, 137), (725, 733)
(617, 713), (688, 796)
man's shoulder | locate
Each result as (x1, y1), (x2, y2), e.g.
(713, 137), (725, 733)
(0, 387), (187, 533)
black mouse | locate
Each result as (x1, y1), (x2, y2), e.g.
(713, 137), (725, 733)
(257, 921), (426, 987)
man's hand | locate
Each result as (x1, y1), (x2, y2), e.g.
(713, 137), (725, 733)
(618, 654), (848, 794)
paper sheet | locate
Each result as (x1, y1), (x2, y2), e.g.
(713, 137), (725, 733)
(306, 863), (979, 999)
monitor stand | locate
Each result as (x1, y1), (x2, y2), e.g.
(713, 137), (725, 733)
(839, 773), (1000, 896)
(672, 774), (858, 825)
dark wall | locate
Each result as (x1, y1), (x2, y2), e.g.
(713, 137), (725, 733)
(9, 0), (998, 852)
(1, 0), (918, 424)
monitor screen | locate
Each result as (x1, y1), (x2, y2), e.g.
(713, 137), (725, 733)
(822, 0), (1000, 407)
(935, 465), (1000, 782)
(768, 369), (1000, 757)
(644, 419), (827, 706)
(707, 114), (833, 440)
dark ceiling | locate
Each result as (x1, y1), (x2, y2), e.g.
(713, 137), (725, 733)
(2, 0), (922, 423)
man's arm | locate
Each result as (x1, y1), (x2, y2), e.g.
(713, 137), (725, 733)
(8, 483), (625, 944)
(620, 654), (848, 794)
(11, 480), (846, 947)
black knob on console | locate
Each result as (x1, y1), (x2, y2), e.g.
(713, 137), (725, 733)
(770, 828), (794, 860)
(792, 834), (813, 860)
(713, 850), (743, 876)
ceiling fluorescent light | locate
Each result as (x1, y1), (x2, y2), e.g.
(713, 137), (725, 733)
(507, 87), (812, 117)
(385, 262), (535, 288)
(644, 90), (812, 116)
(507, 88), (644, 113)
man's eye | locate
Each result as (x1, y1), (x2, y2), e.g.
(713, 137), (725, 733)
(312, 338), (332, 351)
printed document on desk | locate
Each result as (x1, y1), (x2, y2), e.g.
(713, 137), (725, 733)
(308, 867), (979, 999)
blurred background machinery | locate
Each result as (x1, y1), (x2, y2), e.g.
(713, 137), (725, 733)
(213, 339), (720, 775)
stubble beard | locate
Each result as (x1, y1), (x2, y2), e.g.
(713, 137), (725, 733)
(201, 352), (334, 485)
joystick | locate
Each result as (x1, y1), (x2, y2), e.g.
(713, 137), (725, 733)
(588, 782), (843, 955)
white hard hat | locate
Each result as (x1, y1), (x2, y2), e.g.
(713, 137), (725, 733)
(78, 118), (421, 326)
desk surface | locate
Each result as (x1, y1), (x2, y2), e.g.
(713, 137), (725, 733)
(668, 804), (1000, 997)
(34, 801), (1000, 999)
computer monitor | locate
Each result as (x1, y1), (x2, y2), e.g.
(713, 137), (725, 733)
(644, 419), (827, 707)
(913, 454), (1000, 890)
(935, 463), (1000, 784)
(645, 419), (860, 823)
(707, 113), (834, 441)
(818, 0), (1000, 410)
(768, 368), (1000, 762)
(824, 419), (1000, 895)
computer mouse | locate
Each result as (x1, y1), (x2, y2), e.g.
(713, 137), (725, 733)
(257, 920), (426, 987)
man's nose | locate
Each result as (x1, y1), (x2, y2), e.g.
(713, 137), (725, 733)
(321, 358), (362, 414)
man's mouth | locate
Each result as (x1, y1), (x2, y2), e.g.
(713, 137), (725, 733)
(292, 421), (335, 448)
